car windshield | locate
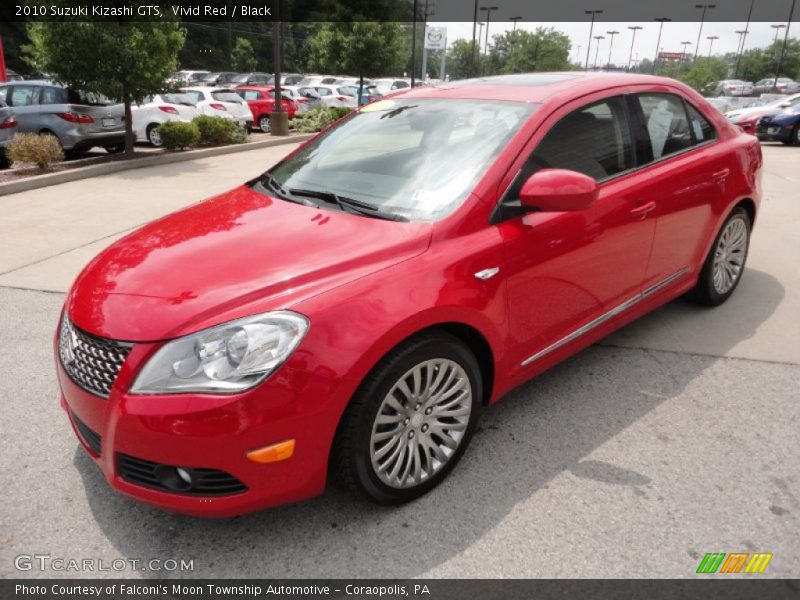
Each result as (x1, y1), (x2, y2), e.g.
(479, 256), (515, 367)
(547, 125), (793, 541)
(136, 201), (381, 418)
(266, 98), (537, 222)
(211, 92), (243, 103)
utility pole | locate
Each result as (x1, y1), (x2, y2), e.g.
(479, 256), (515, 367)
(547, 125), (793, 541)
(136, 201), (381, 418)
(270, 3), (287, 136)
(411, 0), (418, 87)
(680, 41), (692, 63)
(510, 16), (522, 31)
(627, 25), (642, 70)
(584, 9), (603, 70)
(694, 4), (716, 60)
(469, 0), (479, 78)
(653, 18), (671, 73)
(606, 30), (619, 69)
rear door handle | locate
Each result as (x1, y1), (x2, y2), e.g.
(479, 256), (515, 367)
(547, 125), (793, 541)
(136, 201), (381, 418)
(712, 168), (731, 182)
(630, 201), (657, 219)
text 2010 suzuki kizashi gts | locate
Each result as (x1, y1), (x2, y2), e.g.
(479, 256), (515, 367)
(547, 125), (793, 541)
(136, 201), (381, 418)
(57, 73), (762, 516)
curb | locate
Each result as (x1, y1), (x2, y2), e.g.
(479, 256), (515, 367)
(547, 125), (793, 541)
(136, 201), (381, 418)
(0, 134), (313, 197)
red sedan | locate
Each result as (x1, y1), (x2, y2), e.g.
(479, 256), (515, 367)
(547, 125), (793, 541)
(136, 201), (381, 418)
(57, 73), (761, 516)
(235, 85), (297, 132)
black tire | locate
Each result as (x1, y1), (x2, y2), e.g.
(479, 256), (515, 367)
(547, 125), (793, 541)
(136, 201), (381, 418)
(104, 144), (124, 154)
(258, 115), (271, 133)
(332, 331), (483, 504)
(146, 124), (163, 147)
(688, 207), (751, 306)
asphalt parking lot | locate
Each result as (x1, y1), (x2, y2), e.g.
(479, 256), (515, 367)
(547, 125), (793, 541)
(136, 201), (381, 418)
(0, 143), (797, 579)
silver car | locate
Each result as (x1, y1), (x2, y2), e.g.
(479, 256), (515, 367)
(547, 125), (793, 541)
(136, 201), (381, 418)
(0, 81), (125, 153)
(0, 100), (19, 162)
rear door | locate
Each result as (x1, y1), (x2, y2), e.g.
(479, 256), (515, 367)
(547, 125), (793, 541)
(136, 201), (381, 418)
(627, 91), (729, 287)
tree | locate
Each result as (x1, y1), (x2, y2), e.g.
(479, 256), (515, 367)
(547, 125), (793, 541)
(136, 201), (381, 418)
(486, 28), (572, 75)
(678, 57), (729, 93)
(738, 39), (800, 83)
(445, 39), (485, 80)
(231, 37), (257, 72)
(24, 8), (184, 155)
(307, 22), (405, 101)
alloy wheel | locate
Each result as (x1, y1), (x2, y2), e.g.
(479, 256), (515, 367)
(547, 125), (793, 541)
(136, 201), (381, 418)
(369, 359), (472, 489)
(712, 216), (748, 294)
(148, 127), (163, 147)
(260, 116), (271, 133)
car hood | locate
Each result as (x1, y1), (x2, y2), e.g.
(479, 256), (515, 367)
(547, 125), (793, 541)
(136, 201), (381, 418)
(67, 186), (432, 342)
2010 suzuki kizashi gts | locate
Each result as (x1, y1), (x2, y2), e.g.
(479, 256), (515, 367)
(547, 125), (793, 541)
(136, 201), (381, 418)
(56, 73), (762, 516)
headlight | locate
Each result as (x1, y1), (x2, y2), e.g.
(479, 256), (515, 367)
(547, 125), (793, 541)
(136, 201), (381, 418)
(130, 311), (309, 394)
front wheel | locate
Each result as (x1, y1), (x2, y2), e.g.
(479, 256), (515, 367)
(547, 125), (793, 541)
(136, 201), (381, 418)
(258, 115), (271, 133)
(333, 332), (482, 504)
(689, 207), (751, 306)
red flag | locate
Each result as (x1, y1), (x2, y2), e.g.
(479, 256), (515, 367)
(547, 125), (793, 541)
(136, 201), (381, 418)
(0, 36), (7, 82)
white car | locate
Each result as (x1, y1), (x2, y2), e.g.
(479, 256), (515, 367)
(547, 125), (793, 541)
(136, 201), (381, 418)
(281, 86), (323, 112)
(311, 85), (358, 109)
(167, 70), (210, 86)
(725, 93), (800, 123)
(372, 78), (411, 95)
(132, 93), (198, 147)
(180, 87), (253, 127)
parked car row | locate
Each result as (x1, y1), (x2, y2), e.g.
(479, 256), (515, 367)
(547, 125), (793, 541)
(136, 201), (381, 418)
(707, 78), (800, 97)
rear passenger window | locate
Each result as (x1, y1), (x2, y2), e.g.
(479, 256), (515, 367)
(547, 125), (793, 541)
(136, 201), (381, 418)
(40, 87), (69, 105)
(530, 96), (634, 181)
(636, 94), (694, 159)
(685, 103), (716, 143)
(10, 86), (38, 107)
(0, 87), (8, 103)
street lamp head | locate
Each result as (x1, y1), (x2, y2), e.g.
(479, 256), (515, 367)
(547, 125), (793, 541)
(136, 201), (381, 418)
(654, 18), (672, 23)
(585, 9), (604, 15)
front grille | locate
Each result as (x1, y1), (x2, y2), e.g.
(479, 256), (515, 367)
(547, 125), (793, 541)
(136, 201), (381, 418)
(71, 411), (102, 455)
(117, 453), (248, 496)
(58, 316), (132, 398)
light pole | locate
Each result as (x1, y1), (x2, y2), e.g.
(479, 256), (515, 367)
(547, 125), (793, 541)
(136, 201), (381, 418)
(706, 35), (719, 57)
(774, 0), (796, 91)
(694, 4), (716, 60)
(480, 6), (499, 56)
(469, 0), (479, 78)
(584, 9), (603, 70)
(771, 23), (787, 42)
(653, 18), (671, 73)
(510, 16), (523, 31)
(606, 30), (619, 69)
(735, 0), (755, 78)
(627, 25), (642, 70)
(680, 41), (692, 63)
(593, 35), (605, 69)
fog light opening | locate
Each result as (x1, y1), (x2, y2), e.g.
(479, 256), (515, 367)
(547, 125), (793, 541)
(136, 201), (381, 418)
(154, 464), (195, 491)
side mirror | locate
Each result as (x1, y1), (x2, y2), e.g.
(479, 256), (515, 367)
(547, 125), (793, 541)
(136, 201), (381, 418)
(519, 169), (599, 212)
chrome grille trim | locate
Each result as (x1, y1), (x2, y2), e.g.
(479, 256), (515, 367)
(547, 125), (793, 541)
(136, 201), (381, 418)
(58, 316), (132, 398)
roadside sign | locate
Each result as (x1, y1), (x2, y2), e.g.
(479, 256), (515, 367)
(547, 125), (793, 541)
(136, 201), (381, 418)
(424, 27), (447, 50)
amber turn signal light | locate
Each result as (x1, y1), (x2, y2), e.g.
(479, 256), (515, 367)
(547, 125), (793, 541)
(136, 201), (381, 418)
(246, 439), (296, 464)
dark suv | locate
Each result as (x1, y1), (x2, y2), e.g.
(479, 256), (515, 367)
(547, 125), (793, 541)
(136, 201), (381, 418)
(0, 81), (125, 153)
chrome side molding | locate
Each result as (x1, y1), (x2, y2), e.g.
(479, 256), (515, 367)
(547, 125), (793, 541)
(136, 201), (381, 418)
(520, 268), (689, 367)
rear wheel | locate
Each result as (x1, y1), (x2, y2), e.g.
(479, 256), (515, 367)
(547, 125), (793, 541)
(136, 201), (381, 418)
(146, 124), (163, 147)
(689, 207), (751, 306)
(333, 332), (482, 504)
(104, 144), (124, 154)
(258, 115), (271, 133)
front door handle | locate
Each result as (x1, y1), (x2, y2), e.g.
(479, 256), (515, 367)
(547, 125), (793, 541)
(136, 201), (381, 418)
(630, 201), (657, 219)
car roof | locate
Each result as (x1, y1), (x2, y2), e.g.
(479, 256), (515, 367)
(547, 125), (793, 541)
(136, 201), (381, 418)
(398, 71), (690, 103)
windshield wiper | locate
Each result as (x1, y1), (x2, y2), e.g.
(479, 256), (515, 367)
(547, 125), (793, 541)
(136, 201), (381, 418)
(287, 188), (409, 222)
(257, 174), (319, 207)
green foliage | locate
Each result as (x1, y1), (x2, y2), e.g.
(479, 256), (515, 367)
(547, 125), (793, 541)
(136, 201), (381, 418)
(737, 39), (800, 83)
(292, 107), (353, 133)
(156, 121), (200, 150)
(6, 133), (64, 170)
(231, 37), (257, 72)
(24, 7), (185, 154)
(446, 39), (484, 80)
(192, 115), (240, 145)
(486, 28), (572, 75)
(229, 126), (250, 145)
(307, 22), (405, 79)
(678, 57), (730, 92)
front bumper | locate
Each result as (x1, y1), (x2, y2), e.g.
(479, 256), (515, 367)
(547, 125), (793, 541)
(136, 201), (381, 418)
(756, 123), (792, 142)
(56, 336), (347, 517)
